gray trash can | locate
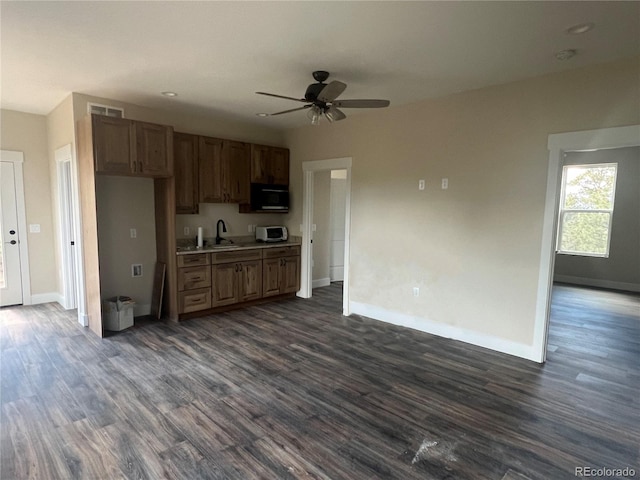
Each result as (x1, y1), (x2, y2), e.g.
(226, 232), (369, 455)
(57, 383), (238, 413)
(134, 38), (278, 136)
(103, 296), (135, 331)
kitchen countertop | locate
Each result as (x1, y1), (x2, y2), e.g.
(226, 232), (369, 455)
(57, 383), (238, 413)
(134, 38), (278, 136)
(176, 237), (301, 255)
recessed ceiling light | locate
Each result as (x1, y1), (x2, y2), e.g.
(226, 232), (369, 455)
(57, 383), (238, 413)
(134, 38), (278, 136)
(566, 23), (595, 35)
(555, 49), (577, 61)
(161, 91), (178, 97)
(256, 113), (269, 117)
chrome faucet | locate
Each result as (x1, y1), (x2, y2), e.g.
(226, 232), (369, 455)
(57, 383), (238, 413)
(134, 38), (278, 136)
(215, 219), (227, 244)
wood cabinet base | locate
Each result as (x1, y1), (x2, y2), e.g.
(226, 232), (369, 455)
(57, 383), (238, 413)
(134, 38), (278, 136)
(177, 292), (296, 321)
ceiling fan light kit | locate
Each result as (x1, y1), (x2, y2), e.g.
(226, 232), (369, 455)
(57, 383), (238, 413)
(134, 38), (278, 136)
(256, 70), (390, 124)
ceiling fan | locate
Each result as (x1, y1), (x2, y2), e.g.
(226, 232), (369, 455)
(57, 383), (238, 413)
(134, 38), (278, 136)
(256, 71), (390, 124)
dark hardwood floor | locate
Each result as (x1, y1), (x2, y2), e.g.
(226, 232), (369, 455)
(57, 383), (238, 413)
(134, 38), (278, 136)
(1, 283), (638, 479)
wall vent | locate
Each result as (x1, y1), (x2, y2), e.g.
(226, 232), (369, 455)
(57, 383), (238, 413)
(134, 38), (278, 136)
(87, 102), (124, 118)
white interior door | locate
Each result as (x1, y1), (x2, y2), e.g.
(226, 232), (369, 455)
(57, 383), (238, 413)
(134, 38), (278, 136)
(0, 162), (24, 306)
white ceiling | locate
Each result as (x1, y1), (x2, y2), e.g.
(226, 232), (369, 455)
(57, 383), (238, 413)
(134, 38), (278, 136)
(2, 1), (639, 130)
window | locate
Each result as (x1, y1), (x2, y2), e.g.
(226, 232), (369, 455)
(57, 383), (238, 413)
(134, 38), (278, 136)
(557, 162), (618, 257)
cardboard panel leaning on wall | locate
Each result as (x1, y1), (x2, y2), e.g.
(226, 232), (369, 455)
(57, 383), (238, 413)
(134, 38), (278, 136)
(554, 146), (640, 291)
(0, 109), (58, 300)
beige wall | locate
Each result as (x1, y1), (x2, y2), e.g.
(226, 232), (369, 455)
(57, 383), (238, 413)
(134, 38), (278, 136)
(46, 95), (76, 298)
(554, 147), (640, 289)
(0, 109), (58, 297)
(95, 176), (157, 313)
(175, 203), (286, 242)
(284, 56), (640, 348)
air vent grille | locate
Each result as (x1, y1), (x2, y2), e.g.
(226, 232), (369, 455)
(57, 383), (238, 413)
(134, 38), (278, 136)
(87, 103), (124, 118)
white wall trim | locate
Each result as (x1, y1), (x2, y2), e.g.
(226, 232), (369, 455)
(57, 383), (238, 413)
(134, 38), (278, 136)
(350, 301), (539, 362)
(301, 157), (352, 316)
(0, 150), (32, 305)
(535, 125), (640, 363)
(31, 292), (63, 305)
(55, 144), (78, 310)
(554, 275), (640, 293)
(312, 277), (331, 289)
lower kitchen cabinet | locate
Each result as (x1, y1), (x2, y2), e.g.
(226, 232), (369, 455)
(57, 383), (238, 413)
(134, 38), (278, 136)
(211, 249), (263, 307)
(176, 245), (300, 318)
(262, 246), (301, 297)
(177, 253), (211, 314)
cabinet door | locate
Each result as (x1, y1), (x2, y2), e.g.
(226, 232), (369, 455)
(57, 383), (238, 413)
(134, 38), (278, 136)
(199, 136), (224, 203)
(270, 147), (290, 185)
(212, 263), (238, 306)
(238, 260), (262, 302)
(136, 121), (173, 177)
(262, 257), (282, 297)
(223, 140), (250, 203)
(174, 133), (199, 214)
(92, 115), (134, 174)
(281, 256), (300, 294)
(250, 144), (270, 183)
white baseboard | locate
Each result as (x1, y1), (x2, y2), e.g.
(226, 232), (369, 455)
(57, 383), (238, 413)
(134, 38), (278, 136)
(29, 292), (63, 305)
(349, 301), (539, 362)
(330, 266), (344, 282)
(554, 275), (640, 292)
(312, 277), (331, 289)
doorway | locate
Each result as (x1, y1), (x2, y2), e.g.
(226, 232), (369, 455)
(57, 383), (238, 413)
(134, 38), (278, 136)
(0, 151), (31, 307)
(533, 125), (640, 362)
(56, 144), (78, 310)
(299, 157), (352, 316)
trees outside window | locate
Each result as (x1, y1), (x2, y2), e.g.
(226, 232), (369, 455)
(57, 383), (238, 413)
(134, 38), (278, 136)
(557, 163), (618, 257)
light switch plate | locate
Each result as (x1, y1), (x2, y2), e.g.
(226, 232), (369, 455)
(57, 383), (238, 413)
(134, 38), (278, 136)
(29, 224), (41, 233)
(130, 228), (137, 238)
(441, 178), (449, 190)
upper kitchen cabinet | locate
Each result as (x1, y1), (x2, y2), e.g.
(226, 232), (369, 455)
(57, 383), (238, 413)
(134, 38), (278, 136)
(223, 140), (250, 203)
(92, 115), (135, 175)
(174, 132), (199, 214)
(199, 136), (224, 203)
(250, 144), (290, 185)
(199, 137), (250, 204)
(135, 121), (173, 176)
(92, 114), (173, 178)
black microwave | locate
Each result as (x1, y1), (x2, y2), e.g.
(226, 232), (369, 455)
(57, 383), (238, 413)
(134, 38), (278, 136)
(250, 184), (289, 211)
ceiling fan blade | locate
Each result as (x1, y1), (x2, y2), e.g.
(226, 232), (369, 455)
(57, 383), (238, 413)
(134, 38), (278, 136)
(269, 105), (312, 116)
(332, 99), (390, 108)
(318, 81), (347, 103)
(325, 105), (346, 123)
(256, 92), (307, 103)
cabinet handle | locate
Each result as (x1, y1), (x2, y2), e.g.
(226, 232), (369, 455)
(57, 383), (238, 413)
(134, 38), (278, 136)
(238, 264), (242, 272)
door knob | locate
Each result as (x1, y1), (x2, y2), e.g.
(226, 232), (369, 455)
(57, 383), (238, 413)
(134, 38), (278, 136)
(9, 230), (15, 235)
(10, 240), (17, 245)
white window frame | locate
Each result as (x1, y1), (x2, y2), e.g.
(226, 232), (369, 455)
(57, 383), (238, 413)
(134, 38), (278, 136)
(556, 162), (618, 258)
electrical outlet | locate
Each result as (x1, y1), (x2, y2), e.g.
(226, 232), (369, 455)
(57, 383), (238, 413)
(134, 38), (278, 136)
(184, 227), (190, 236)
(132, 264), (143, 277)
(413, 287), (420, 297)
(441, 178), (448, 190)
(130, 228), (137, 238)
(418, 179), (425, 190)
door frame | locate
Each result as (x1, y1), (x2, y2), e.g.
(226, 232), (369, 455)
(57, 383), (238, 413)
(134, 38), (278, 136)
(0, 150), (31, 305)
(300, 157), (352, 315)
(533, 124), (640, 363)
(55, 144), (78, 310)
